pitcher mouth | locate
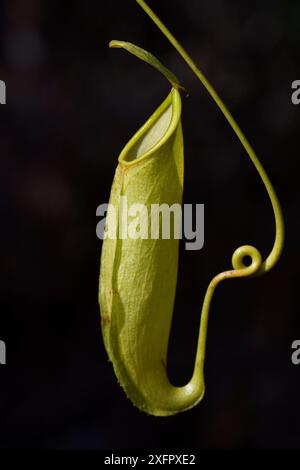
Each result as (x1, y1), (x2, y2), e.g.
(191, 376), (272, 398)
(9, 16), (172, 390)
(118, 87), (182, 166)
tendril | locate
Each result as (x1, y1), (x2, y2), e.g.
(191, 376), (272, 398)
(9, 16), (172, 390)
(136, 0), (285, 381)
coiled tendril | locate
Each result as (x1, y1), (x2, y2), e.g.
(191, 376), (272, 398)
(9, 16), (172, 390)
(136, 0), (285, 386)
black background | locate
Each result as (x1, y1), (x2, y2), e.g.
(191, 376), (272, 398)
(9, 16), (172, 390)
(0, 0), (299, 449)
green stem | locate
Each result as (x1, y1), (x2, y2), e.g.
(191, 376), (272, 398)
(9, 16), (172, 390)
(136, 0), (284, 381)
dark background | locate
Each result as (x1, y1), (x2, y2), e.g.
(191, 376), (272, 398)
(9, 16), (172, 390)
(0, 0), (299, 449)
